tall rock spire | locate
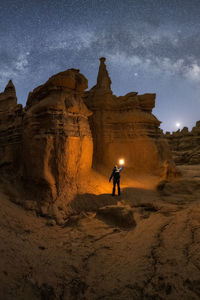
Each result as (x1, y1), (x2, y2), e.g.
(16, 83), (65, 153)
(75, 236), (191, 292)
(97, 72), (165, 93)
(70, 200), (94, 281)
(0, 80), (17, 110)
(4, 79), (16, 96)
(96, 57), (112, 90)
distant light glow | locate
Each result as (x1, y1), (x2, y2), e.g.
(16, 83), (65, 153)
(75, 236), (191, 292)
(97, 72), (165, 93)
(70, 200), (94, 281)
(176, 122), (181, 128)
(119, 159), (125, 165)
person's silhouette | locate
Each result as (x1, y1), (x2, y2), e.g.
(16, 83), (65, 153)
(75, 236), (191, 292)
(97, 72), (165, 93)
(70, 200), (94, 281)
(109, 165), (123, 196)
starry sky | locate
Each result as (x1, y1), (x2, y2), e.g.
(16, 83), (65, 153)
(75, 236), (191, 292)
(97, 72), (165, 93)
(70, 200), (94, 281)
(0, 0), (200, 132)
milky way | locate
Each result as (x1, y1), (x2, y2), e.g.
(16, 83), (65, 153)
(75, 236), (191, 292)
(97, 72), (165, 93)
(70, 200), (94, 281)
(0, 0), (200, 131)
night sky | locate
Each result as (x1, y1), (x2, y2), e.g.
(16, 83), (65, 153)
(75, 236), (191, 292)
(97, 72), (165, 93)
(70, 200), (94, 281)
(0, 0), (200, 132)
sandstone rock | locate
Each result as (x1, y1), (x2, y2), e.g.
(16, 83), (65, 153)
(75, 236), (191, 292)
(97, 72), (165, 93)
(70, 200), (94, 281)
(84, 58), (174, 176)
(157, 179), (200, 197)
(189, 148), (200, 164)
(162, 160), (181, 180)
(46, 219), (56, 226)
(24, 200), (38, 210)
(97, 205), (136, 228)
(96, 57), (112, 90)
(196, 120), (200, 127)
(22, 69), (93, 209)
(26, 69), (88, 110)
(164, 121), (200, 165)
(0, 70), (93, 217)
(0, 80), (17, 111)
(0, 80), (23, 169)
(138, 93), (156, 111)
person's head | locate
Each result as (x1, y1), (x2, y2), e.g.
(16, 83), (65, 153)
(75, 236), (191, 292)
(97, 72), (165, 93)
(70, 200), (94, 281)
(114, 165), (118, 169)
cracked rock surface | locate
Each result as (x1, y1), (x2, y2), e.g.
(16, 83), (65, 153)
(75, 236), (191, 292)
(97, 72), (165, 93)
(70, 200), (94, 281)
(1, 165), (200, 299)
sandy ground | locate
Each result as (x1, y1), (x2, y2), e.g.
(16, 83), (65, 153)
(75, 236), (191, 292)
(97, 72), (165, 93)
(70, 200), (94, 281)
(1, 165), (200, 299)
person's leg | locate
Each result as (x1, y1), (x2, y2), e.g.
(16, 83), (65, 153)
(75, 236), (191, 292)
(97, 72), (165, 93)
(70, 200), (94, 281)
(112, 180), (116, 196)
(117, 180), (120, 195)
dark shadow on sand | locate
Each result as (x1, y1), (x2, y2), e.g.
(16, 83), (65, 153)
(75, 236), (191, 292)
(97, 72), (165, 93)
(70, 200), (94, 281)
(121, 187), (159, 206)
(70, 193), (118, 214)
(70, 186), (159, 214)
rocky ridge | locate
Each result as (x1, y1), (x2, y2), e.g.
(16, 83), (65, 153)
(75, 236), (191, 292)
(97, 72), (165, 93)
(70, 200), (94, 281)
(164, 121), (200, 165)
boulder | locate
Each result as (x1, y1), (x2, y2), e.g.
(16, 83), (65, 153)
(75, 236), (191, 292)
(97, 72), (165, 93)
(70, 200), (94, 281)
(97, 205), (136, 228)
(157, 179), (200, 197)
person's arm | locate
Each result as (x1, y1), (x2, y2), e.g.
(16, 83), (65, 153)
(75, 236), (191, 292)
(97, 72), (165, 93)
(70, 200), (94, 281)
(119, 166), (123, 172)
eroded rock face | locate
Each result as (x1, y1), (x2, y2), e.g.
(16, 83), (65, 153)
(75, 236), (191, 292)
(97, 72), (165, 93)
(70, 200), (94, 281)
(0, 80), (23, 170)
(96, 57), (112, 90)
(0, 70), (93, 216)
(0, 80), (17, 110)
(84, 57), (172, 175)
(164, 121), (200, 165)
(22, 69), (93, 212)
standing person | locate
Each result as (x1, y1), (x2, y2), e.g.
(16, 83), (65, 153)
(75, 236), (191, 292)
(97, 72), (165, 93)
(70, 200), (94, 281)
(109, 165), (123, 196)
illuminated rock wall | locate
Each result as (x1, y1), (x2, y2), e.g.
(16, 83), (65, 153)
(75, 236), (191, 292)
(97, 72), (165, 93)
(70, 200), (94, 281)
(22, 69), (93, 209)
(84, 58), (172, 175)
(0, 70), (93, 215)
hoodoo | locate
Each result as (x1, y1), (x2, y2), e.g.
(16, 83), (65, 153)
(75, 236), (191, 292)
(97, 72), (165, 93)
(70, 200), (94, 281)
(22, 69), (93, 214)
(84, 57), (173, 175)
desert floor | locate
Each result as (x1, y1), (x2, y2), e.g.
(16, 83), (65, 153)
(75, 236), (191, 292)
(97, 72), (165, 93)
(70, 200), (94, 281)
(1, 165), (200, 300)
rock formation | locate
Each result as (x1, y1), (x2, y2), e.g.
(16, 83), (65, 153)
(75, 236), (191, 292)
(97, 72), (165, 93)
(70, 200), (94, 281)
(22, 69), (93, 215)
(84, 57), (172, 175)
(96, 57), (112, 90)
(0, 59), (175, 218)
(0, 70), (93, 217)
(164, 121), (200, 164)
(0, 80), (23, 170)
(0, 79), (17, 110)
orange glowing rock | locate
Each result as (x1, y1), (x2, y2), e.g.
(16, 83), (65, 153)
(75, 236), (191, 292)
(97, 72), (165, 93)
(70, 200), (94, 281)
(84, 57), (174, 176)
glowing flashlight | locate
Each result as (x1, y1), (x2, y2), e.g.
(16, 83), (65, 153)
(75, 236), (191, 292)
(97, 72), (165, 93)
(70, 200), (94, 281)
(119, 159), (125, 165)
